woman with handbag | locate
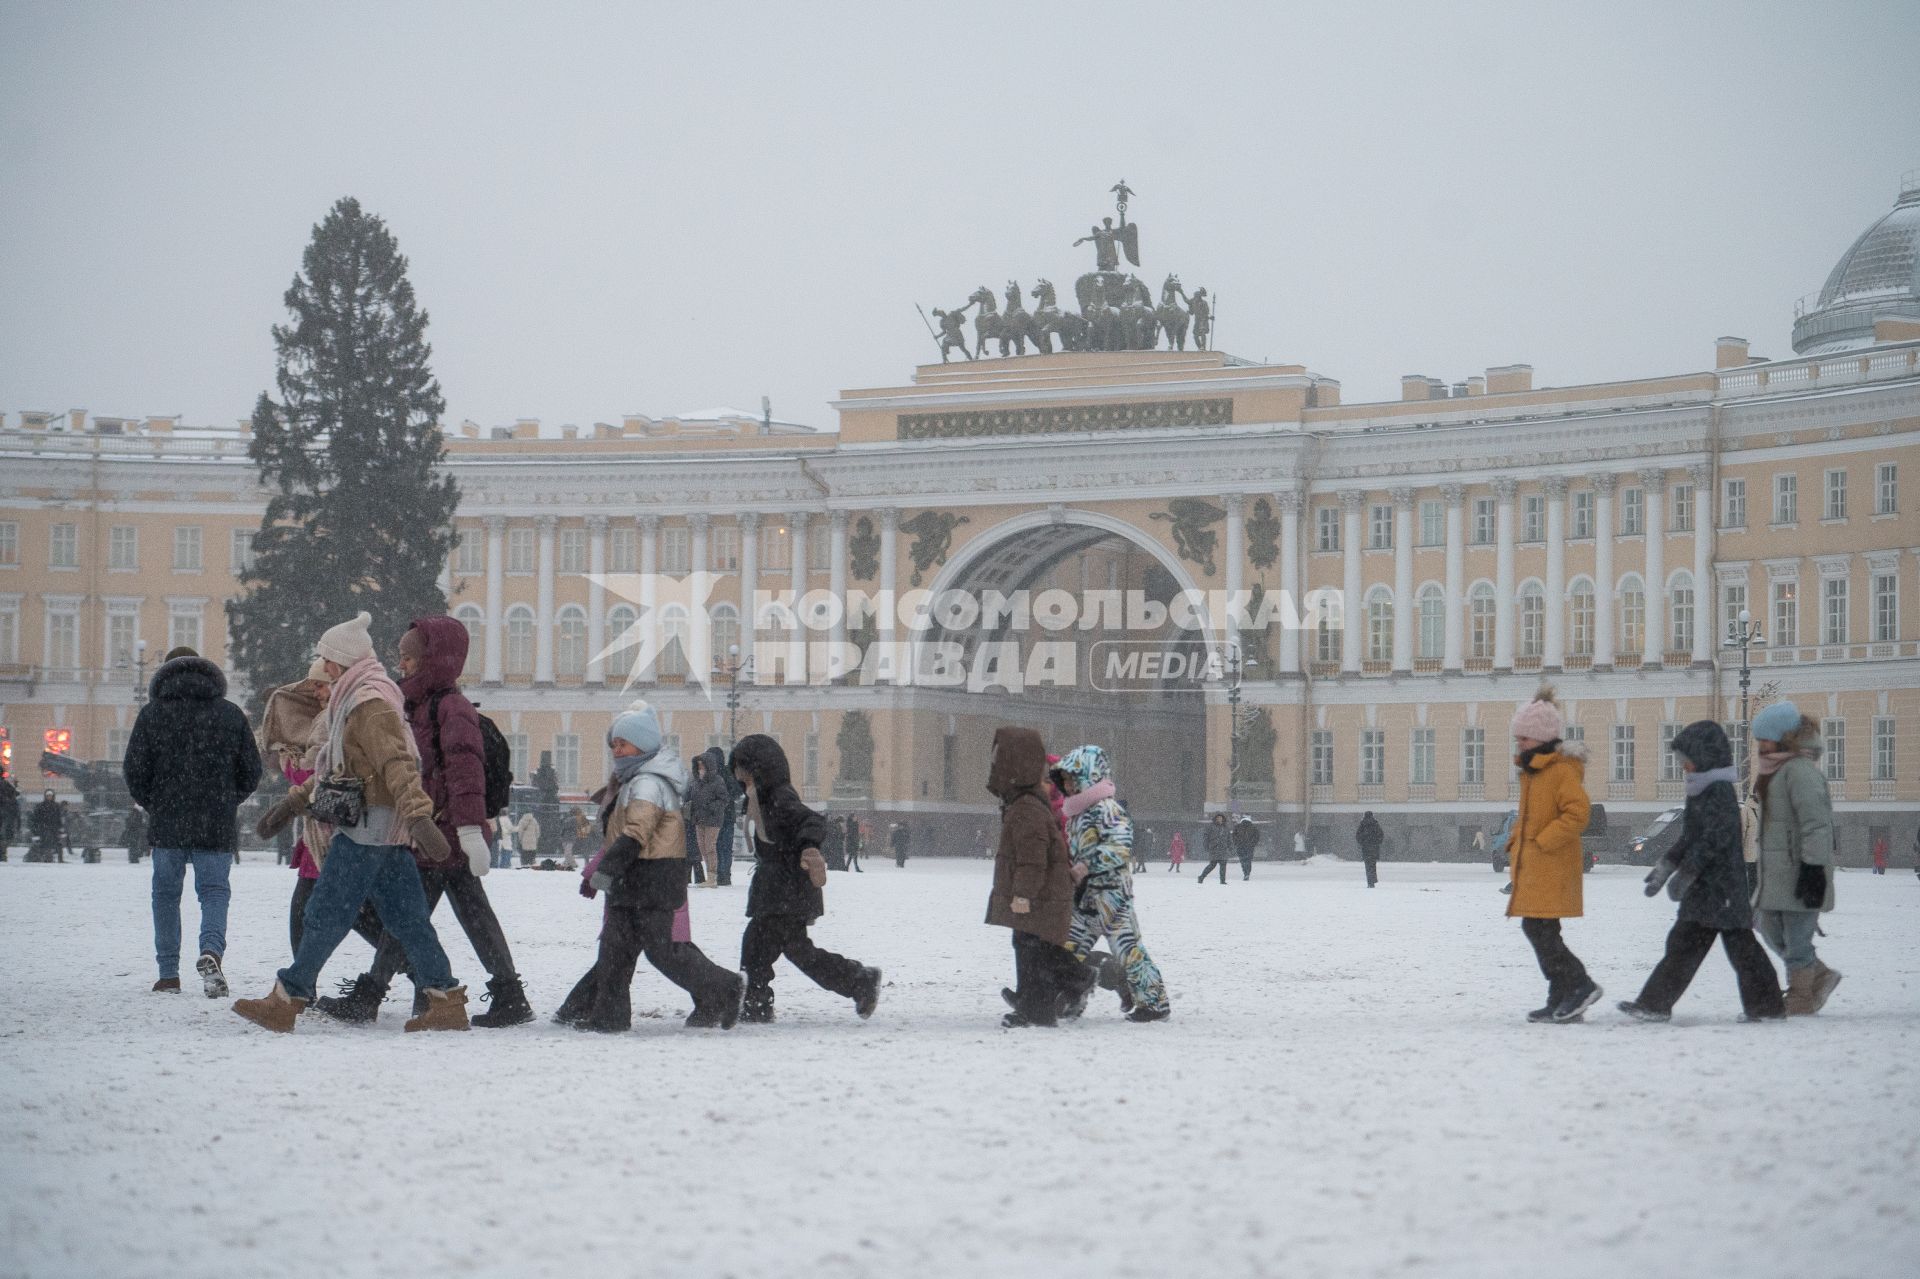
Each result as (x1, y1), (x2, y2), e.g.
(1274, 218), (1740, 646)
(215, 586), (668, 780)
(1749, 701), (1842, 1015)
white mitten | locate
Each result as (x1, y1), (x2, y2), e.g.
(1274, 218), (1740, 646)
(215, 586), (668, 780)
(458, 826), (490, 877)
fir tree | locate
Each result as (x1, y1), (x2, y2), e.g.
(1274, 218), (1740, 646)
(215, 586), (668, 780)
(228, 198), (459, 706)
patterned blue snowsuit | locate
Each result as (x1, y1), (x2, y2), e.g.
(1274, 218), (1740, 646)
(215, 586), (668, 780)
(1059, 745), (1169, 1015)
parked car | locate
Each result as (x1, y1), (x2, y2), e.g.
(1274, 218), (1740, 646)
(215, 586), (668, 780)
(1628, 807), (1684, 866)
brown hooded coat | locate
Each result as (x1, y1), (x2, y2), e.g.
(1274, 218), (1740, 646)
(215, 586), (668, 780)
(984, 727), (1075, 946)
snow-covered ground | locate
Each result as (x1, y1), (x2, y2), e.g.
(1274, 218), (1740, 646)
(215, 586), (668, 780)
(2, 856), (1915, 1279)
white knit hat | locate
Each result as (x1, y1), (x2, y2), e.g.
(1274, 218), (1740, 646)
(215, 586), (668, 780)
(315, 610), (374, 667)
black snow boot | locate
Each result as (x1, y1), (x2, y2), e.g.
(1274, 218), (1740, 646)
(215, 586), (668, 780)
(1616, 1000), (1670, 1024)
(686, 974), (746, 1029)
(851, 967), (882, 1020)
(1125, 1004), (1171, 1023)
(1550, 979), (1602, 1023)
(1095, 953), (1134, 1013)
(471, 975), (534, 1028)
(740, 984), (775, 1024)
(313, 973), (387, 1023)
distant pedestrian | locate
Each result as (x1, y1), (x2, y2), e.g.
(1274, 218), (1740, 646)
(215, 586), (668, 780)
(845, 813), (864, 872)
(1356, 811), (1384, 887)
(28, 789), (67, 862)
(0, 771), (21, 859)
(688, 747), (730, 886)
(1197, 812), (1231, 884)
(1506, 686), (1602, 1024)
(1292, 829), (1306, 860)
(1167, 830), (1187, 872)
(1131, 823), (1151, 873)
(1233, 816), (1259, 880)
(1750, 702), (1841, 1015)
(1871, 834), (1888, 875)
(514, 809), (540, 868)
(122, 646), (262, 997)
(891, 822), (911, 868)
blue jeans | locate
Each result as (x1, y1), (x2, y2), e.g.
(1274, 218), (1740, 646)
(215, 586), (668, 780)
(151, 848), (232, 979)
(277, 835), (456, 1002)
(1755, 908), (1820, 972)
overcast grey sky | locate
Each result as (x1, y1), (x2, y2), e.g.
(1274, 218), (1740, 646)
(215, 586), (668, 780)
(3, 1), (1917, 434)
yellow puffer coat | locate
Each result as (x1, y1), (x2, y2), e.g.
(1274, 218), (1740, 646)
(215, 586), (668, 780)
(1505, 741), (1591, 920)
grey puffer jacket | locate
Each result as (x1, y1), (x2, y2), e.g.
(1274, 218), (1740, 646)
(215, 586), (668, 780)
(1753, 729), (1836, 914)
(687, 746), (731, 828)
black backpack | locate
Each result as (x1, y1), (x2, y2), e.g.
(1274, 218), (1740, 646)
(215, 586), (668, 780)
(428, 689), (515, 820)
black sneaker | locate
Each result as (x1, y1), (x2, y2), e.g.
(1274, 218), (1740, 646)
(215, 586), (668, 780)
(196, 953), (229, 999)
(1550, 980), (1602, 1023)
(1125, 1005), (1171, 1023)
(851, 967), (882, 1020)
(1616, 1000), (1670, 1023)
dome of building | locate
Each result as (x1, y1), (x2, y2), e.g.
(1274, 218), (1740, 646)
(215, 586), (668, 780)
(1792, 174), (1920, 354)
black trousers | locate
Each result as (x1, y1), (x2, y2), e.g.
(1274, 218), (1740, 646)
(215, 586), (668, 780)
(1198, 858), (1229, 883)
(289, 875), (390, 961)
(1010, 931), (1077, 1024)
(365, 861), (517, 986)
(1239, 854), (1253, 880)
(1520, 917), (1590, 1002)
(1635, 920), (1784, 1017)
(741, 914), (864, 997)
(1364, 857), (1378, 887)
(557, 898), (736, 1030)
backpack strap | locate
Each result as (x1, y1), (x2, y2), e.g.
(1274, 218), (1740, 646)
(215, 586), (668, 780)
(426, 687), (449, 776)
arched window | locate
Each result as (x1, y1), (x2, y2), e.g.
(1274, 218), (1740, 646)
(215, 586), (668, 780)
(1469, 583), (1496, 660)
(454, 606), (484, 678)
(1619, 574), (1646, 654)
(555, 606), (587, 678)
(605, 605), (638, 680)
(657, 605), (689, 677)
(1518, 582), (1545, 659)
(505, 606), (535, 677)
(710, 604), (740, 672)
(1416, 584), (1445, 659)
(1568, 578), (1596, 657)
(1365, 587), (1393, 662)
(1669, 571), (1694, 654)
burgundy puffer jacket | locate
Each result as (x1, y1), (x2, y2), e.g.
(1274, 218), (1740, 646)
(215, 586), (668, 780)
(399, 615), (490, 865)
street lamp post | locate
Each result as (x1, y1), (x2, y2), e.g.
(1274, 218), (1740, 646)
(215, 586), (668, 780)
(1723, 607), (1765, 792)
(122, 638), (150, 707)
(1220, 643), (1257, 815)
(715, 643), (753, 746)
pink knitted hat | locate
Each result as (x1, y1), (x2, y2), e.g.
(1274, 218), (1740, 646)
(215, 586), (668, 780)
(1509, 685), (1564, 741)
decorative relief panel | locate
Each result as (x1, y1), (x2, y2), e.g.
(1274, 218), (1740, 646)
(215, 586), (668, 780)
(897, 397), (1233, 440)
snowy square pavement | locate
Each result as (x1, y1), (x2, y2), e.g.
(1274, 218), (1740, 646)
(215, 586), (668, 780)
(2, 857), (1915, 1279)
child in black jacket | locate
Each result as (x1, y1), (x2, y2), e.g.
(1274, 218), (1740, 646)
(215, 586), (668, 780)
(1618, 720), (1785, 1023)
(729, 734), (881, 1023)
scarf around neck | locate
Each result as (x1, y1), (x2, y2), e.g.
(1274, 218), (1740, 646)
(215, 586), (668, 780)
(1684, 765), (1739, 796)
(1061, 777), (1115, 820)
(1752, 748), (1805, 778)
(321, 653), (414, 775)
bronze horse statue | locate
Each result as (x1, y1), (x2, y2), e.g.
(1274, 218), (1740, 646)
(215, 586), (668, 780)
(1158, 274), (1191, 351)
(1030, 279), (1088, 353)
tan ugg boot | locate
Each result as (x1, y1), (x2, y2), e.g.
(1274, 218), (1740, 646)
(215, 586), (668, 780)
(404, 985), (470, 1033)
(1783, 966), (1817, 1016)
(233, 982), (306, 1033)
(1806, 960), (1843, 1014)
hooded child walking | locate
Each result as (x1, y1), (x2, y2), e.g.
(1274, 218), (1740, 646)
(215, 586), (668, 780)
(730, 734), (881, 1023)
(1058, 744), (1170, 1022)
(985, 727), (1078, 1028)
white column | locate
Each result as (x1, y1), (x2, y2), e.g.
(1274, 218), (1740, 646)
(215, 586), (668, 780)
(585, 515), (607, 685)
(1442, 484), (1465, 671)
(1640, 468), (1667, 666)
(483, 516), (505, 684)
(738, 512), (759, 672)
(828, 510), (850, 657)
(1224, 493), (1246, 657)
(1340, 491), (1364, 673)
(789, 511), (810, 592)
(1592, 473), (1617, 667)
(1390, 487), (1414, 671)
(877, 507), (899, 645)
(636, 514), (658, 686)
(686, 514), (711, 680)
(533, 515), (556, 684)
(1544, 477), (1567, 668)
(1689, 464), (1714, 665)
(1493, 477), (1517, 670)
(1276, 489), (1301, 675)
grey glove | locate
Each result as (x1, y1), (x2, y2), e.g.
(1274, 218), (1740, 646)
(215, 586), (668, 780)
(1667, 866), (1699, 902)
(1643, 858), (1678, 898)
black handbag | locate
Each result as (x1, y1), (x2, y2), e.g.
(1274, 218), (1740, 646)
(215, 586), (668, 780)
(309, 773), (366, 827)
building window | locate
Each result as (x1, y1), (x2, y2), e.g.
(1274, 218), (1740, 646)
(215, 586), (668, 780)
(760, 522), (790, 569)
(1571, 490), (1594, 539)
(1721, 478), (1746, 529)
(1773, 474), (1797, 525)
(454, 606), (484, 677)
(657, 605), (689, 677)
(555, 607), (587, 677)
(1411, 728), (1435, 786)
(0, 521), (17, 567)
(1822, 720), (1845, 782)
(107, 611), (139, 671)
(1461, 727), (1485, 784)
(1770, 579), (1797, 648)
(167, 606), (201, 655)
(1824, 469), (1847, 521)
(1315, 506), (1340, 552)
(1670, 576), (1694, 653)
(110, 526), (138, 572)
(48, 608), (80, 670)
(1564, 723), (1586, 746)
(1872, 572), (1898, 643)
(1722, 581), (1748, 635)
(1872, 717), (1895, 781)
(1471, 498), (1495, 545)
(1418, 500), (1443, 546)
(711, 525), (741, 572)
(1315, 614), (1338, 663)
(1876, 463), (1898, 515)
(506, 528), (536, 574)
(1416, 585), (1444, 659)
(553, 734), (580, 790)
(605, 605), (638, 679)
(710, 605), (740, 667)
(455, 529), (485, 574)
(1469, 584), (1496, 659)
(1310, 730), (1334, 786)
(505, 607), (534, 675)
(807, 522), (832, 572)
(1365, 589), (1392, 662)
(50, 523), (79, 569)
(172, 526), (202, 572)
(1521, 495), (1545, 543)
(1359, 730), (1385, 786)
(508, 733), (529, 784)
(609, 526), (638, 573)
(1611, 725), (1635, 783)
(0, 601), (17, 664)
(1659, 723), (1682, 783)
(659, 527), (691, 574)
(558, 528), (587, 575)
(1621, 487), (1644, 536)
(1672, 484), (1694, 532)
(1518, 584), (1545, 658)
(230, 528), (256, 576)
(1822, 577), (1848, 645)
(1619, 575), (1645, 654)
(1569, 580), (1596, 657)
(1368, 504), (1392, 551)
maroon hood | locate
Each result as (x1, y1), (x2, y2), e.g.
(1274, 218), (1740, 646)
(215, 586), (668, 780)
(400, 615), (469, 702)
